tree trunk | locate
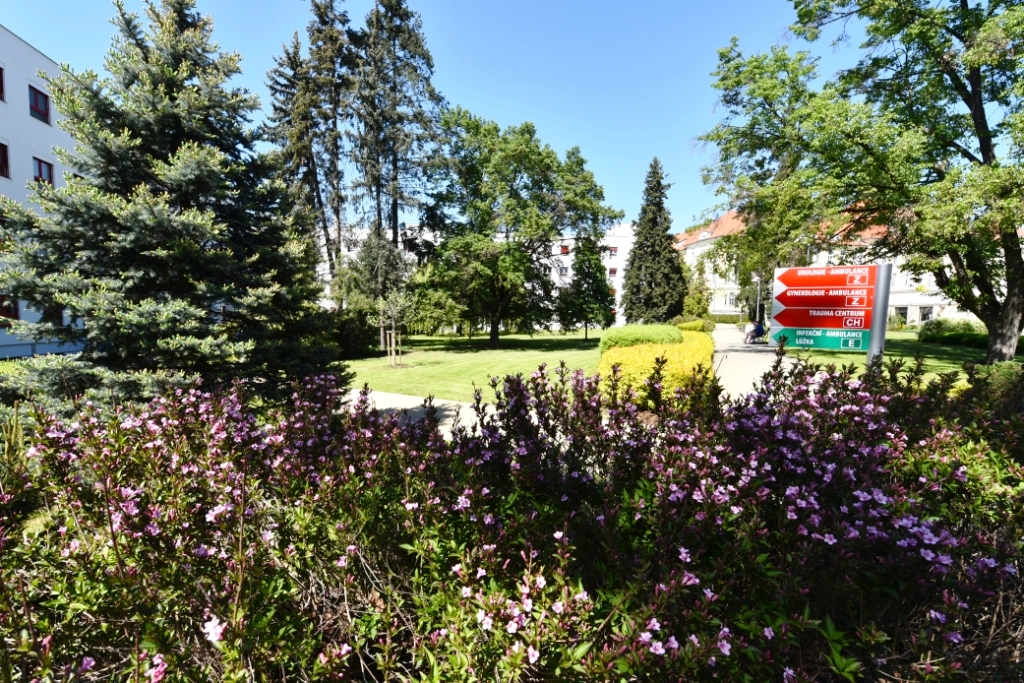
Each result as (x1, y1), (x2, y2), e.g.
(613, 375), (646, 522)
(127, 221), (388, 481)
(984, 307), (1024, 363)
(380, 324), (386, 352)
(584, 321), (588, 340)
(489, 317), (500, 349)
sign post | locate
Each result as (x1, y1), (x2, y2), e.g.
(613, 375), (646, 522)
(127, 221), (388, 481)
(770, 264), (893, 362)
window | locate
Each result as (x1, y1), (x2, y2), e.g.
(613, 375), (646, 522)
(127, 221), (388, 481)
(33, 158), (54, 185)
(0, 67), (5, 101)
(0, 296), (18, 325)
(609, 247), (618, 256)
(560, 245), (570, 255)
(608, 268), (617, 277)
(0, 143), (8, 179)
(920, 306), (934, 323)
(727, 292), (737, 307)
(558, 267), (569, 276)
(29, 86), (50, 124)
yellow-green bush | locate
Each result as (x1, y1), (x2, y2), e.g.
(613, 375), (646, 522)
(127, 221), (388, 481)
(599, 324), (683, 355)
(599, 331), (715, 398)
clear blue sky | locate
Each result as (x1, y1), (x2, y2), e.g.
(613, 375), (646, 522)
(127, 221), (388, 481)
(1, 0), (859, 231)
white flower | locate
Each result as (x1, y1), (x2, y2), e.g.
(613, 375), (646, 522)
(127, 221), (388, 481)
(552, 601), (564, 614)
(203, 616), (226, 644)
(535, 575), (546, 589)
(527, 644), (540, 664)
(506, 620), (518, 634)
(553, 531), (564, 540)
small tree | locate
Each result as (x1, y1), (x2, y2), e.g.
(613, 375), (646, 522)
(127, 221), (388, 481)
(556, 236), (615, 339)
(681, 261), (712, 320)
(621, 159), (686, 323)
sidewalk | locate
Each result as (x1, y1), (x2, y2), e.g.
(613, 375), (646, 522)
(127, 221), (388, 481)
(344, 389), (483, 436)
(712, 325), (787, 399)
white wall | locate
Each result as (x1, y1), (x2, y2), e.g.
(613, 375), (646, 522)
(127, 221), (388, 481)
(0, 23), (82, 358)
(553, 222), (635, 327)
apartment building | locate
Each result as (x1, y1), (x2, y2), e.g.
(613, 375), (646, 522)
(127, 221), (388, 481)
(553, 222), (635, 327)
(0, 23), (81, 358)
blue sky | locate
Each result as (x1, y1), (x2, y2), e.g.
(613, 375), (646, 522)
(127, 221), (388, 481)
(2, 0), (860, 231)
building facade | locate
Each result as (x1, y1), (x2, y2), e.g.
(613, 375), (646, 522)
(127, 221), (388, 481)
(676, 211), (976, 326)
(0, 23), (81, 358)
(553, 222), (635, 327)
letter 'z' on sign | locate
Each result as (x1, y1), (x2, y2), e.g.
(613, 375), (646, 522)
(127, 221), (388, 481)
(770, 264), (893, 360)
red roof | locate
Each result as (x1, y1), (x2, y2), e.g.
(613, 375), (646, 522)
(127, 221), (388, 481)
(675, 211), (746, 249)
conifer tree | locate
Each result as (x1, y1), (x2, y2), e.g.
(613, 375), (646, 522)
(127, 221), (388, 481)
(351, 0), (443, 244)
(267, 0), (357, 281)
(621, 158), (686, 323)
(556, 236), (615, 339)
(0, 0), (339, 399)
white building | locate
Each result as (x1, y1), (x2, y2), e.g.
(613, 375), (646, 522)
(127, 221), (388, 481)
(553, 222), (635, 327)
(676, 210), (976, 325)
(0, 23), (82, 358)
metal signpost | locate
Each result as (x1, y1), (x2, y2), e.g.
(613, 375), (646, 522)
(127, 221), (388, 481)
(770, 263), (893, 362)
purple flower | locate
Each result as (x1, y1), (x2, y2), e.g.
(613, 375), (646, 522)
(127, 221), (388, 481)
(650, 641), (666, 655)
(79, 657), (96, 673)
(527, 645), (540, 664)
(763, 626), (774, 640)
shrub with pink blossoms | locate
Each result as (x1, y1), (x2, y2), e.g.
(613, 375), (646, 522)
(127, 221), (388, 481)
(0, 356), (1021, 681)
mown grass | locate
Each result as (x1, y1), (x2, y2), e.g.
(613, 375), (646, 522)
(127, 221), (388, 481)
(345, 331), (603, 402)
(791, 330), (1023, 381)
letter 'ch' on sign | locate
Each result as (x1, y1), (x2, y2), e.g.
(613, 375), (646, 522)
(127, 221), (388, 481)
(770, 264), (892, 357)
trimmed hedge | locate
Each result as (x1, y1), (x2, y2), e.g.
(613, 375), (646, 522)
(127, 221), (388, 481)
(708, 313), (745, 324)
(678, 319), (716, 334)
(599, 324), (683, 355)
(918, 317), (985, 342)
(598, 331), (715, 398)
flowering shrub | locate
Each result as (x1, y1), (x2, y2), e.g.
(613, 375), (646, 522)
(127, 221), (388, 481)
(0, 354), (1021, 681)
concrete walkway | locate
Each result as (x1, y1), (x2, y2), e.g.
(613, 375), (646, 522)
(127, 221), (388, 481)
(712, 325), (788, 399)
(345, 390), (483, 436)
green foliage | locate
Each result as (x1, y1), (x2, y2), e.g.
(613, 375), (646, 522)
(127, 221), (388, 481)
(621, 159), (686, 323)
(424, 109), (619, 347)
(680, 261), (712, 320)
(598, 324), (683, 355)
(918, 317), (987, 342)
(0, 0), (339, 402)
(677, 319), (716, 334)
(556, 236), (615, 337)
(702, 1), (1024, 362)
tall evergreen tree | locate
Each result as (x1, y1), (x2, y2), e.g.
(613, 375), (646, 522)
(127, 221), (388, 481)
(556, 236), (615, 339)
(621, 159), (686, 323)
(350, 0), (443, 244)
(0, 0), (338, 399)
(267, 0), (356, 281)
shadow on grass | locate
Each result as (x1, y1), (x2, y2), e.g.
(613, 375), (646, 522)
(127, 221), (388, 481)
(354, 334), (602, 357)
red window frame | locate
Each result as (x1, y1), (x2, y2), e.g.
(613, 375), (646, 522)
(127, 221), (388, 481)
(33, 157), (54, 185)
(608, 268), (617, 277)
(29, 86), (50, 124)
(0, 296), (19, 326)
(609, 247), (619, 256)
(560, 245), (570, 255)
(0, 143), (9, 179)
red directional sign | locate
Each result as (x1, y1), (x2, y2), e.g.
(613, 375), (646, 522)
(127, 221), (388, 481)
(772, 307), (872, 330)
(776, 266), (877, 289)
(774, 288), (875, 309)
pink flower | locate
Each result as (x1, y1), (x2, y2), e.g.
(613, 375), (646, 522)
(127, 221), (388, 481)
(678, 547), (691, 563)
(552, 601), (564, 614)
(522, 597), (533, 612)
(666, 636), (679, 650)
(763, 626), (774, 640)
(647, 618), (661, 631)
(553, 531), (564, 540)
(639, 631), (652, 643)
(535, 575), (546, 589)
(527, 645), (540, 664)
(650, 641), (666, 655)
(461, 587), (472, 598)
(476, 567), (487, 579)
(79, 657), (96, 673)
(339, 643), (353, 656)
(718, 640), (731, 656)
(783, 667), (796, 682)
(451, 563), (462, 575)
(506, 620), (518, 634)
(203, 616), (226, 644)
(145, 654), (167, 682)
(336, 556), (348, 568)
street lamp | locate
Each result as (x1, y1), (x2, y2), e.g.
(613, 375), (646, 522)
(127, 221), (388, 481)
(752, 275), (761, 323)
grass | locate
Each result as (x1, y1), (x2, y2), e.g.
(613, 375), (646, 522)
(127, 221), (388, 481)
(345, 331), (603, 402)
(791, 330), (1023, 381)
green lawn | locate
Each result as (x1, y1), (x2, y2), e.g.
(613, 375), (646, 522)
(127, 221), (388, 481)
(345, 331), (603, 402)
(791, 330), (1021, 381)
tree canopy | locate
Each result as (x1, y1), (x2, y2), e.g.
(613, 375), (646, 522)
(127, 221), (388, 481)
(0, 0), (338, 399)
(621, 159), (686, 324)
(703, 0), (1024, 362)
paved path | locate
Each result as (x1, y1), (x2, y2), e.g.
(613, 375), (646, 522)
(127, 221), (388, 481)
(712, 325), (789, 399)
(345, 390), (483, 436)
